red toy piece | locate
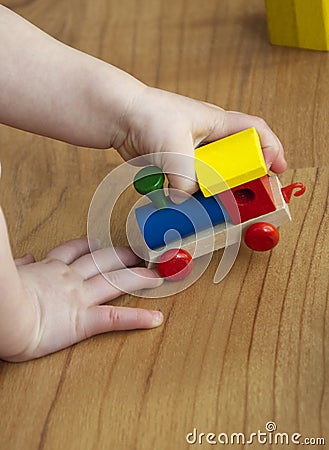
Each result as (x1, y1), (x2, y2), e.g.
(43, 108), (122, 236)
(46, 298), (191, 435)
(157, 249), (193, 281)
(244, 222), (280, 251)
(218, 175), (276, 224)
(281, 182), (306, 203)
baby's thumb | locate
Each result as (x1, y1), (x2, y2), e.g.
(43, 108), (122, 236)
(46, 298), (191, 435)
(161, 149), (199, 203)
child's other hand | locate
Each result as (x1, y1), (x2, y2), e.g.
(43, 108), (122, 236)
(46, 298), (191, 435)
(3, 239), (163, 362)
(114, 87), (287, 195)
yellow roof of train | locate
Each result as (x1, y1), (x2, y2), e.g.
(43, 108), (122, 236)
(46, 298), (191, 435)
(194, 127), (268, 197)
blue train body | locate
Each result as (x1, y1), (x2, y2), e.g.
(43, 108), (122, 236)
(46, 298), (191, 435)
(135, 190), (227, 250)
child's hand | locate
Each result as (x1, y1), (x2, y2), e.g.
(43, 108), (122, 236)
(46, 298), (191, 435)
(2, 239), (163, 362)
(114, 87), (287, 196)
(0, 6), (286, 197)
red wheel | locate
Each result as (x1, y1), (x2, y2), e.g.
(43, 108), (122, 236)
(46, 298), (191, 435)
(157, 249), (193, 281)
(244, 222), (279, 252)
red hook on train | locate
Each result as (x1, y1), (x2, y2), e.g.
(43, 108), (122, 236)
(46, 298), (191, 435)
(281, 182), (306, 203)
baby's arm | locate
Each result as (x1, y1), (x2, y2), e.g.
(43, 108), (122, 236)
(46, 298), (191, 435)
(0, 4), (143, 149)
(0, 207), (34, 359)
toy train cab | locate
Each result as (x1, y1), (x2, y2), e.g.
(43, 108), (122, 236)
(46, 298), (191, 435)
(132, 128), (306, 281)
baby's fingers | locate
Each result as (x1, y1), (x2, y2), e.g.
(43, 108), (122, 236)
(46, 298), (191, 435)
(70, 246), (141, 280)
(85, 267), (163, 305)
(15, 253), (35, 266)
(216, 111), (287, 174)
(83, 305), (163, 336)
(45, 238), (91, 264)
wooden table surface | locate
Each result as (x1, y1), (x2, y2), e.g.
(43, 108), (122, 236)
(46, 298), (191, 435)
(0, 1), (328, 449)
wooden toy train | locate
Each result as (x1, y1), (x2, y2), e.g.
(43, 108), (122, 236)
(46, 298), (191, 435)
(132, 128), (306, 281)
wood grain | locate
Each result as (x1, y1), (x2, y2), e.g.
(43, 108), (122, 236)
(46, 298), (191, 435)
(0, 1), (328, 449)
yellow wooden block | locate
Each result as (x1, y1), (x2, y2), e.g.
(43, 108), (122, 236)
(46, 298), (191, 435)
(194, 128), (267, 197)
(265, 0), (329, 51)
